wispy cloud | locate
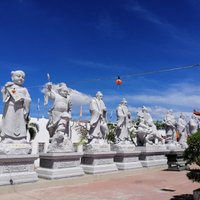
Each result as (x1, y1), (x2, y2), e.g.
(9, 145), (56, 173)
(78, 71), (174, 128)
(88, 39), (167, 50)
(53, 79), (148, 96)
(67, 59), (129, 71)
(104, 81), (200, 120)
(127, 82), (200, 109)
(0, 62), (40, 73)
(126, 1), (200, 47)
(95, 14), (125, 39)
(128, 2), (165, 26)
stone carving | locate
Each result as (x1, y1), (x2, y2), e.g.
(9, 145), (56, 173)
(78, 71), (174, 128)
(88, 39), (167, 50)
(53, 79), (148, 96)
(1, 70), (31, 141)
(177, 113), (188, 148)
(0, 70), (31, 154)
(188, 114), (199, 135)
(115, 98), (134, 144)
(43, 82), (74, 152)
(88, 91), (108, 144)
(163, 110), (177, 143)
(136, 106), (164, 146)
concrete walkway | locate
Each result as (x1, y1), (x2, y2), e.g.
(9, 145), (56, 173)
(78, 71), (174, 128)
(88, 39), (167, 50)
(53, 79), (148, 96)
(0, 166), (199, 200)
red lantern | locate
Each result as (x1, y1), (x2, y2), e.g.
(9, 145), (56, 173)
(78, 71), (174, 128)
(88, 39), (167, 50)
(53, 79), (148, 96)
(116, 76), (122, 85)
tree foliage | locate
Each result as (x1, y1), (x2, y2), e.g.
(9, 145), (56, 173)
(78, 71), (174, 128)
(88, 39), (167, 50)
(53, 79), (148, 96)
(184, 129), (200, 183)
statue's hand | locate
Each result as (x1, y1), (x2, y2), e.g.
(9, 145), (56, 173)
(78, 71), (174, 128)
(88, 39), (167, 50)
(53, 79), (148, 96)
(46, 82), (52, 90)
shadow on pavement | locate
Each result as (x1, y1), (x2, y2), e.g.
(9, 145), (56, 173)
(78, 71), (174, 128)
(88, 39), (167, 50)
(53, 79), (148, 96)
(170, 194), (193, 200)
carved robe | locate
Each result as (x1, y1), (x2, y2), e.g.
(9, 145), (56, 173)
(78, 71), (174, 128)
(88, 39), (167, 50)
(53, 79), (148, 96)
(89, 98), (107, 138)
(116, 104), (130, 141)
(1, 83), (31, 140)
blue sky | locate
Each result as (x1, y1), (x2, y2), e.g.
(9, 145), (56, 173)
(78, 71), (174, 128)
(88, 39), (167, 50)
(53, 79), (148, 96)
(0, 0), (200, 121)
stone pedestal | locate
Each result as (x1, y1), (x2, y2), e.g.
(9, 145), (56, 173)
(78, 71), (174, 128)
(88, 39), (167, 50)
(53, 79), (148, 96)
(193, 189), (200, 200)
(111, 144), (142, 170)
(165, 150), (187, 171)
(81, 152), (118, 174)
(0, 154), (38, 186)
(37, 152), (84, 179)
(136, 146), (168, 167)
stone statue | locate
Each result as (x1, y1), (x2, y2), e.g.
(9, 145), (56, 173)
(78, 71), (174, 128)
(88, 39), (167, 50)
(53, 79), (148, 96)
(1, 70), (31, 142)
(188, 114), (199, 135)
(0, 70), (31, 154)
(88, 91), (108, 144)
(116, 98), (132, 143)
(43, 82), (74, 152)
(136, 106), (164, 146)
(177, 113), (188, 148)
(163, 110), (177, 143)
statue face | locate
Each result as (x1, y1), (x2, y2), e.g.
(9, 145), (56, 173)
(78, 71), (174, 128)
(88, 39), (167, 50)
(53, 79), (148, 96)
(96, 92), (103, 100)
(12, 72), (25, 86)
(59, 88), (68, 98)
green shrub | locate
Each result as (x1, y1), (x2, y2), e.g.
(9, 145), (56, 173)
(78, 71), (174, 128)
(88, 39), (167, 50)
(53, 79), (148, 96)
(107, 123), (117, 143)
(184, 129), (200, 183)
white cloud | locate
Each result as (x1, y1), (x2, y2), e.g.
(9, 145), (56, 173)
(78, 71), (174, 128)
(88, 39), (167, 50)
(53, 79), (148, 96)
(104, 82), (200, 120)
(69, 88), (92, 106)
(126, 82), (200, 109)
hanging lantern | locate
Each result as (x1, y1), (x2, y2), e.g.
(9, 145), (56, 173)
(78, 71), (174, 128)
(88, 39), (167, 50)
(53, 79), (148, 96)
(193, 110), (200, 116)
(115, 76), (122, 85)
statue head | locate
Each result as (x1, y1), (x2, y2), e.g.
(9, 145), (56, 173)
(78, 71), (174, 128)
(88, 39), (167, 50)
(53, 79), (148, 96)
(142, 106), (148, 113)
(11, 70), (25, 86)
(121, 98), (127, 106)
(191, 114), (197, 120)
(180, 113), (185, 119)
(167, 109), (173, 115)
(96, 91), (103, 100)
(57, 83), (69, 98)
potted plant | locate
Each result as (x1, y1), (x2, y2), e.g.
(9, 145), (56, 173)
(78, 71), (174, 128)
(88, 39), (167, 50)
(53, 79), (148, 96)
(183, 129), (200, 200)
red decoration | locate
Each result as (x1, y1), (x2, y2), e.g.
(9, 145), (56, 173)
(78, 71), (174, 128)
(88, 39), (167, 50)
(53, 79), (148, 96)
(116, 76), (122, 85)
(193, 110), (200, 116)
(12, 89), (16, 94)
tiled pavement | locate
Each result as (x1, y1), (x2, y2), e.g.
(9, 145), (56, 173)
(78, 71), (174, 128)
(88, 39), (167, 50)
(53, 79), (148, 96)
(0, 166), (199, 200)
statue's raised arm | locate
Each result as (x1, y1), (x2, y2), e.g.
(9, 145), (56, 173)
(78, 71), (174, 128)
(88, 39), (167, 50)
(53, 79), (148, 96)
(43, 82), (73, 152)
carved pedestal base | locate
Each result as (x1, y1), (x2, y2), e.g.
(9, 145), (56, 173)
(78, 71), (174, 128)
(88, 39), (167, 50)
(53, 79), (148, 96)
(81, 152), (117, 174)
(37, 152), (84, 179)
(136, 146), (168, 167)
(111, 144), (142, 170)
(114, 151), (142, 170)
(0, 154), (38, 186)
(165, 150), (187, 171)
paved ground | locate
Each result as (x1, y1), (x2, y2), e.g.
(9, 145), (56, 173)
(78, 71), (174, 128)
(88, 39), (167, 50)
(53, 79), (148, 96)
(0, 166), (199, 200)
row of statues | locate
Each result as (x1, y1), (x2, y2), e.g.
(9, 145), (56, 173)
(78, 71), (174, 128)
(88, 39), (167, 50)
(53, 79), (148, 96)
(0, 70), (199, 154)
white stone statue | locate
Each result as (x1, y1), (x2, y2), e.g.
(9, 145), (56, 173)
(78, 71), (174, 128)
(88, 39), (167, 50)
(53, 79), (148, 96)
(163, 110), (177, 143)
(137, 106), (152, 122)
(116, 98), (132, 143)
(188, 114), (199, 135)
(177, 113), (188, 148)
(136, 106), (164, 146)
(43, 82), (74, 152)
(88, 91), (108, 144)
(1, 70), (31, 142)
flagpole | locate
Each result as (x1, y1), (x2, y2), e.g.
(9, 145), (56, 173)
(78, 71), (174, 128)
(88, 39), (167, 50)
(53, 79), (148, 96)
(37, 98), (40, 121)
(79, 105), (83, 122)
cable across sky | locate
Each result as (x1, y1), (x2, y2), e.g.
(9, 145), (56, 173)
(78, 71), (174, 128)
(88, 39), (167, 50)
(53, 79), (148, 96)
(12, 63), (199, 89)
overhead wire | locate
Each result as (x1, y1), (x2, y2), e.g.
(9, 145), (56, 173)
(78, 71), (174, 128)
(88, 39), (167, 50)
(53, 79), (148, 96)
(1, 63), (200, 89)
